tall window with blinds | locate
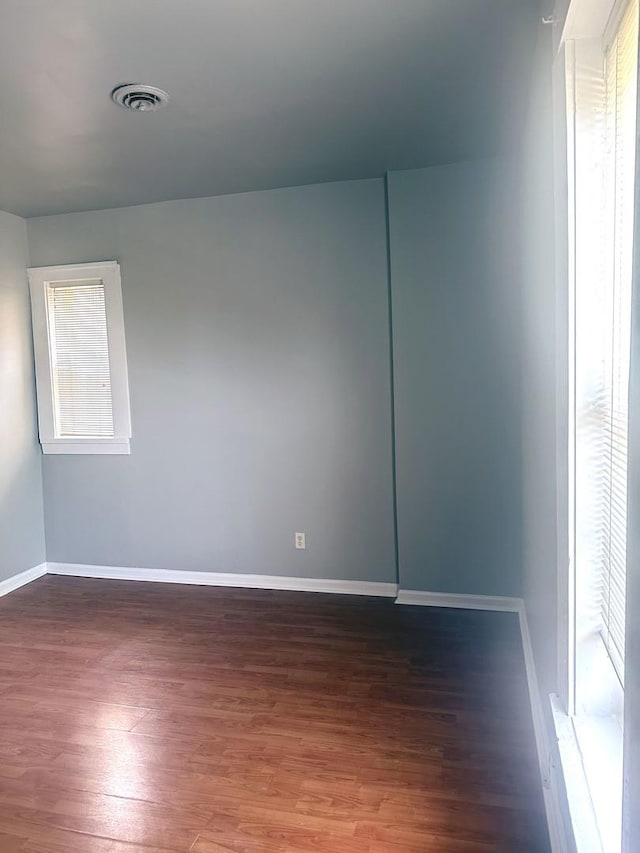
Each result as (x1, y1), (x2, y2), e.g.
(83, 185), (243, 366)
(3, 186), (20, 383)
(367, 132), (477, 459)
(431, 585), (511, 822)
(29, 262), (131, 454)
(572, 0), (638, 690)
(600, 0), (637, 681)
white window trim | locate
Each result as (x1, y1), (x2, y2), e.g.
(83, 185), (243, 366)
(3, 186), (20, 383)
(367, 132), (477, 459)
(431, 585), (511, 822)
(28, 261), (132, 455)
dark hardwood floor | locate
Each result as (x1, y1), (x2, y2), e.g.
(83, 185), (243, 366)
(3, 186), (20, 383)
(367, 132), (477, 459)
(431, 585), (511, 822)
(0, 576), (549, 852)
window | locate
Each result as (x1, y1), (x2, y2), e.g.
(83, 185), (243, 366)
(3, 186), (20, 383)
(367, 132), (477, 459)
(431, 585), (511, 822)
(572, 0), (637, 693)
(28, 261), (131, 454)
(558, 0), (638, 848)
(598, 0), (637, 682)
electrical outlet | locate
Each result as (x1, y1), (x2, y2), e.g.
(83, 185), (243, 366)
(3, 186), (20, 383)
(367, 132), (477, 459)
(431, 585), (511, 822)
(295, 532), (306, 550)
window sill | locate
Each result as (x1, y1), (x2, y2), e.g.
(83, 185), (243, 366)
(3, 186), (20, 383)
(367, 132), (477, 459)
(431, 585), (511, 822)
(550, 695), (623, 853)
(41, 440), (130, 455)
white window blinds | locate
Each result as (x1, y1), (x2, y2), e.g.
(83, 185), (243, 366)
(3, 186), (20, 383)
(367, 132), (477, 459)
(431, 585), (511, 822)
(599, 0), (638, 680)
(573, 0), (638, 684)
(47, 280), (115, 438)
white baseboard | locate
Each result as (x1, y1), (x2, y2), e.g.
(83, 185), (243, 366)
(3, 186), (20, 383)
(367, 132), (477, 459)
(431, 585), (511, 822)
(45, 562), (399, 598)
(519, 607), (568, 853)
(395, 588), (523, 612)
(0, 562), (47, 598)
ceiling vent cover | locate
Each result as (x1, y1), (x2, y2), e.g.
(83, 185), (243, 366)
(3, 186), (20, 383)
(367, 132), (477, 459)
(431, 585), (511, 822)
(111, 84), (169, 112)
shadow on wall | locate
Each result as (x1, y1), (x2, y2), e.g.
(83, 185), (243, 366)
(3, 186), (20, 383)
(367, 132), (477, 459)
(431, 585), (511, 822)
(0, 218), (46, 582)
(388, 158), (523, 598)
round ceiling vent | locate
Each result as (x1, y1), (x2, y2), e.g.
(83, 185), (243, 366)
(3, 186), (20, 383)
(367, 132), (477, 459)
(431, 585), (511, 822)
(111, 84), (169, 112)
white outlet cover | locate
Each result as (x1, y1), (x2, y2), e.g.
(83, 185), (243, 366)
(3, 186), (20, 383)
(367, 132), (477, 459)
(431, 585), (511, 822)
(295, 532), (306, 549)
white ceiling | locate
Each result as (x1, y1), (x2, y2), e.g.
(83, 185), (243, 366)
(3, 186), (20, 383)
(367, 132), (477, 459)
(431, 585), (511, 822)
(0, 0), (538, 217)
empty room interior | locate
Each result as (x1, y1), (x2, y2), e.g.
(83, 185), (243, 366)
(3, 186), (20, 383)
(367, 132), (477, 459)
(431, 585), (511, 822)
(2, 0), (640, 851)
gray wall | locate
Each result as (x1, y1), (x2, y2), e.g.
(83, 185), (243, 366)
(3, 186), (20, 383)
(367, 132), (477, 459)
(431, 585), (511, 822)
(27, 179), (397, 582)
(0, 211), (45, 581)
(519, 24), (577, 852)
(519, 23), (559, 699)
(387, 159), (523, 596)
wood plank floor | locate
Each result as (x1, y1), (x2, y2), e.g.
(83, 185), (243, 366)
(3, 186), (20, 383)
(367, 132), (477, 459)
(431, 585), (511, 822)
(0, 576), (549, 852)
